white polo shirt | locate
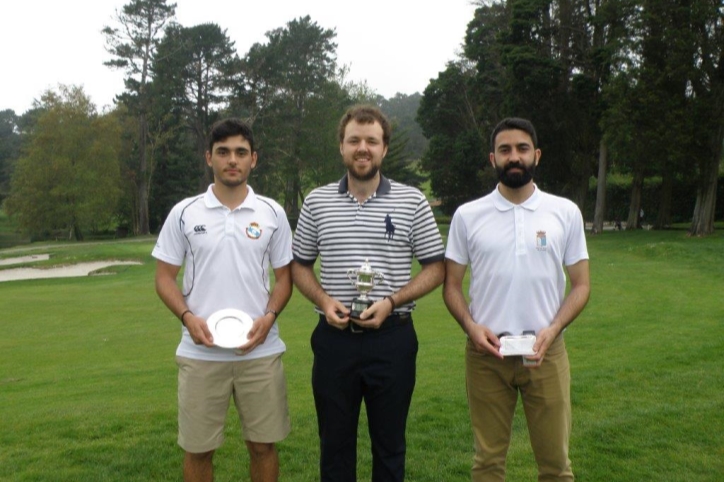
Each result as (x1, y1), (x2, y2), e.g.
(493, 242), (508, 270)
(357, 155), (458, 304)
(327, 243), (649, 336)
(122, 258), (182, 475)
(445, 185), (588, 336)
(153, 184), (293, 361)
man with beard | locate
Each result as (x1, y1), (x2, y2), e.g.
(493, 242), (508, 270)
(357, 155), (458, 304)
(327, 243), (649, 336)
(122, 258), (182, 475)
(292, 105), (445, 482)
(443, 117), (590, 481)
(154, 118), (293, 482)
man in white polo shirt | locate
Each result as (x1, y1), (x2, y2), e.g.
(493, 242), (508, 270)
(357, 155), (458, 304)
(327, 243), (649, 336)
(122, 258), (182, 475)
(444, 118), (590, 482)
(153, 118), (293, 482)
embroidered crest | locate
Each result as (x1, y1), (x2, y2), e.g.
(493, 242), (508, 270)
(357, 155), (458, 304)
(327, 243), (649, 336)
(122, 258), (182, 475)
(246, 222), (262, 239)
(536, 230), (547, 251)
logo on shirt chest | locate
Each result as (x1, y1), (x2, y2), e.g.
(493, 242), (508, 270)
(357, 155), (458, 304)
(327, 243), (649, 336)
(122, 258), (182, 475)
(193, 225), (207, 235)
(246, 222), (262, 239)
(536, 231), (547, 251)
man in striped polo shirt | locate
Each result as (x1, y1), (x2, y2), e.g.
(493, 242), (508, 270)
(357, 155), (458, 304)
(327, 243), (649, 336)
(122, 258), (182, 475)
(292, 105), (445, 482)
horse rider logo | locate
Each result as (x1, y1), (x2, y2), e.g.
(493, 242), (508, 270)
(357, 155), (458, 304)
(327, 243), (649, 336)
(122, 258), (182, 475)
(384, 214), (396, 241)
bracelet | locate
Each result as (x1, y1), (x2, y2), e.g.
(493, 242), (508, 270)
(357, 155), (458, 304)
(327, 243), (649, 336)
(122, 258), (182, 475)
(265, 309), (279, 321)
(180, 309), (193, 325)
(385, 295), (397, 311)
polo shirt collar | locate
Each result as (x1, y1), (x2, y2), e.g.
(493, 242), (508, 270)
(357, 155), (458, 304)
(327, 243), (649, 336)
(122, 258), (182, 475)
(203, 184), (258, 210)
(337, 174), (392, 197)
(492, 183), (542, 212)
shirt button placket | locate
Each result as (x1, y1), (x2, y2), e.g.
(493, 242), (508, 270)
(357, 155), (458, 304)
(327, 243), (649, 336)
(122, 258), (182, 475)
(515, 207), (526, 256)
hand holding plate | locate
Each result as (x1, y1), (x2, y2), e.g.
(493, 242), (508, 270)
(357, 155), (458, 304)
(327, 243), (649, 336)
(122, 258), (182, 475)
(185, 313), (215, 347)
(236, 312), (275, 355)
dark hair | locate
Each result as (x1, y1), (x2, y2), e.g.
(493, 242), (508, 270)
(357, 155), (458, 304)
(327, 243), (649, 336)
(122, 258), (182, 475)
(490, 118), (538, 150)
(338, 105), (391, 146)
(207, 118), (255, 153)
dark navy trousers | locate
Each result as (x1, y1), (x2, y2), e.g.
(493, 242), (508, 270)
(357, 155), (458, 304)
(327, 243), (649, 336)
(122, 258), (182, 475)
(311, 315), (418, 482)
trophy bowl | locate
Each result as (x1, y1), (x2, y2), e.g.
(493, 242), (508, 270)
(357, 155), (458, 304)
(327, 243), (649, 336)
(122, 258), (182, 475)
(347, 259), (385, 322)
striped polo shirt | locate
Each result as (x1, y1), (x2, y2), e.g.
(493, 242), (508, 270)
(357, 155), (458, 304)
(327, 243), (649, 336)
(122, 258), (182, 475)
(293, 175), (445, 313)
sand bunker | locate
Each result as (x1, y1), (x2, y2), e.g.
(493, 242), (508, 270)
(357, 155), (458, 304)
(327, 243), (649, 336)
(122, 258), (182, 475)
(0, 255), (141, 282)
(0, 254), (50, 266)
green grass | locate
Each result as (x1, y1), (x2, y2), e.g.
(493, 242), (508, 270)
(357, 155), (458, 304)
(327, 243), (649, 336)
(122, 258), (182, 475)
(1, 229), (722, 481)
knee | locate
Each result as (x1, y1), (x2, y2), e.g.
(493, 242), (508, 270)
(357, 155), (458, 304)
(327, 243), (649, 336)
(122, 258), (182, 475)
(185, 450), (214, 464)
(245, 441), (276, 459)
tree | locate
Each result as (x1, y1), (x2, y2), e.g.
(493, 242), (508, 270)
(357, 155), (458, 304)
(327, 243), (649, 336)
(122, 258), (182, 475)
(4, 86), (122, 240)
(591, 0), (637, 233)
(103, 0), (176, 235)
(418, 61), (491, 214)
(688, 0), (724, 236)
(237, 16), (342, 216)
(0, 109), (21, 202)
(380, 125), (426, 189)
(153, 22), (239, 190)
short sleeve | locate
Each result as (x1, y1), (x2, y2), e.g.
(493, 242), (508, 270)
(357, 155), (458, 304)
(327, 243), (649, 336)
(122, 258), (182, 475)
(292, 197), (319, 265)
(445, 209), (470, 266)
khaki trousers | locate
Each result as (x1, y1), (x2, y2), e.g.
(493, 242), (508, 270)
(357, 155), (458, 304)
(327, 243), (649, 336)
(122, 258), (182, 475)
(465, 336), (573, 482)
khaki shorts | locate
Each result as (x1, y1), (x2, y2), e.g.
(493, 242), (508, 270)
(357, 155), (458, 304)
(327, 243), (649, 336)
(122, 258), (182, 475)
(176, 353), (291, 453)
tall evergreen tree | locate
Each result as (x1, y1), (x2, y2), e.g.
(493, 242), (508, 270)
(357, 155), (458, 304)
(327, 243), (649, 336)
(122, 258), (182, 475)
(237, 16), (342, 216)
(102, 0), (176, 235)
(153, 22), (239, 190)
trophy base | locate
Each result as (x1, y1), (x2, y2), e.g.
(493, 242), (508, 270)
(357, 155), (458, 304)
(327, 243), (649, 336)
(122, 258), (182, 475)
(350, 297), (373, 321)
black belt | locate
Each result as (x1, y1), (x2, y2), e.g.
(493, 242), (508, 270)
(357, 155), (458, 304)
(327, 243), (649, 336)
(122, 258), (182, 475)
(318, 313), (412, 334)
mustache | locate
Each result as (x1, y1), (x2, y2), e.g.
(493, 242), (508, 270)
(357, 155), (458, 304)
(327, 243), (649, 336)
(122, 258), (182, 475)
(504, 161), (526, 171)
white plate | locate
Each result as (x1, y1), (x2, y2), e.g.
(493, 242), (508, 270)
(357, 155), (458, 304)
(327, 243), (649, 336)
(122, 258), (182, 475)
(499, 335), (537, 356)
(206, 309), (253, 348)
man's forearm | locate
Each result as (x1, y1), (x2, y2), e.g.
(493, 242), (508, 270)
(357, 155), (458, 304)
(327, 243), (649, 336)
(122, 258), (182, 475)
(291, 261), (329, 308)
(443, 280), (476, 335)
(391, 260), (445, 307)
(267, 265), (293, 315)
(550, 284), (590, 334)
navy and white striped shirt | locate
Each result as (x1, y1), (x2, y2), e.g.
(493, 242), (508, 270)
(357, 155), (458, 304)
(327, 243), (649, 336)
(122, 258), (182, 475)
(293, 175), (445, 313)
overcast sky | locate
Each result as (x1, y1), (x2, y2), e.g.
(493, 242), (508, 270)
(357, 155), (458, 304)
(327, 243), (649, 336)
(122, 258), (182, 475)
(0, 0), (477, 115)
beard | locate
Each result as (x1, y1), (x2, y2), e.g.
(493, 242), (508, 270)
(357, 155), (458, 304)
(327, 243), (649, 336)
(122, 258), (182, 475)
(496, 161), (535, 188)
(348, 158), (380, 182)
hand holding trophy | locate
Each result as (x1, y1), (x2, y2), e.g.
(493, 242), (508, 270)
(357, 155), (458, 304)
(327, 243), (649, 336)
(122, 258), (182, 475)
(346, 259), (385, 329)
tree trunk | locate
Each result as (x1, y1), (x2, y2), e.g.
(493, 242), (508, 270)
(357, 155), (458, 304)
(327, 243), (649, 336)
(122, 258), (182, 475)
(626, 169), (644, 230)
(137, 112), (150, 235)
(197, 126), (210, 193)
(689, 158), (720, 236)
(592, 140), (608, 234)
(689, 114), (723, 236)
(654, 172), (673, 229)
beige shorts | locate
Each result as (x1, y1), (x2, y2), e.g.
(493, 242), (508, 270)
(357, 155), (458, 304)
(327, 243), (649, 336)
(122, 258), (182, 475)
(176, 353), (291, 453)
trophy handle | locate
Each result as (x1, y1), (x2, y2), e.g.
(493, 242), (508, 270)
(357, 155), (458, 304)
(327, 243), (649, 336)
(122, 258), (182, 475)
(347, 268), (358, 284)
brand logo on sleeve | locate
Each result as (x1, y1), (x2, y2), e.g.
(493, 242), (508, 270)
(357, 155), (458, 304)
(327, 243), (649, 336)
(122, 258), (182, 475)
(536, 231), (547, 251)
(246, 222), (262, 239)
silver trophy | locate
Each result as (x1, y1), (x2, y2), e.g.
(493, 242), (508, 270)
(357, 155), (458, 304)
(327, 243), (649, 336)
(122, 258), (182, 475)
(347, 259), (385, 321)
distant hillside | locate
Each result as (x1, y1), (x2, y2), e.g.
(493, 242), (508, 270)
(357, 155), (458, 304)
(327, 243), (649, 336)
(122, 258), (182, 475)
(378, 93), (428, 161)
